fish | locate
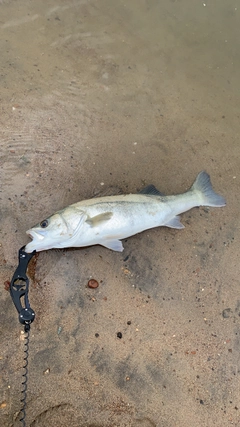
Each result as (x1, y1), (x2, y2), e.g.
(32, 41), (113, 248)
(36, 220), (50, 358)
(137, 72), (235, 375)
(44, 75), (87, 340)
(25, 171), (226, 253)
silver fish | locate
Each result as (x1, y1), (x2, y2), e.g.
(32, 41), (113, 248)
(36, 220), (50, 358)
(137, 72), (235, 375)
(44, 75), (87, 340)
(25, 171), (225, 253)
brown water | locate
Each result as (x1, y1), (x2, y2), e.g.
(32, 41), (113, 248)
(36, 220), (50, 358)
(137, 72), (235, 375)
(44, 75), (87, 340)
(0, 1), (239, 426)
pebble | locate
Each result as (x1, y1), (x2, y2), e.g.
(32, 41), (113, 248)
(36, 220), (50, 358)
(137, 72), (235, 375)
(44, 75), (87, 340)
(222, 308), (232, 318)
(4, 280), (10, 291)
(88, 279), (99, 289)
(0, 401), (7, 409)
(117, 332), (122, 339)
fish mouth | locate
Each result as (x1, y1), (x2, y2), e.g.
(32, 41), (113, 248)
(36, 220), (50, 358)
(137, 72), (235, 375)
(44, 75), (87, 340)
(26, 229), (45, 241)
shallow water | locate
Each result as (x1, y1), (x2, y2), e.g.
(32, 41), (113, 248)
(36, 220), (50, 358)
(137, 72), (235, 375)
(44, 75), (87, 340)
(0, 1), (239, 426)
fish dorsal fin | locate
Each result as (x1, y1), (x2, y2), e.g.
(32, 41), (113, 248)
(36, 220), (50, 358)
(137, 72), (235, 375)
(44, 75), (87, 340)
(139, 184), (164, 196)
(86, 212), (113, 227)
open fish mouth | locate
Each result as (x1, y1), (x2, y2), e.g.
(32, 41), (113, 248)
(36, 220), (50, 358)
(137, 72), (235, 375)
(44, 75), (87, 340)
(26, 230), (45, 241)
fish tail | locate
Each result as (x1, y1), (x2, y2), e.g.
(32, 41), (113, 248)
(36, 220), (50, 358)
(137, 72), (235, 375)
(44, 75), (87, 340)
(191, 171), (226, 207)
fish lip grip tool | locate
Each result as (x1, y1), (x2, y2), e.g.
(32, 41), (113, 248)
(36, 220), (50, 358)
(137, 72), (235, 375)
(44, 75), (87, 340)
(9, 246), (36, 426)
(10, 246), (36, 328)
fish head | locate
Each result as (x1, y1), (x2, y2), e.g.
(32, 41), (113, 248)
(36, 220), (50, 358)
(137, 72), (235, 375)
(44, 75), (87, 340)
(25, 212), (71, 253)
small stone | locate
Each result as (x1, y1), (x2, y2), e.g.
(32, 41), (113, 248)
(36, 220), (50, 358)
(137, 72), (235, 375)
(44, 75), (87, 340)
(0, 401), (7, 409)
(117, 332), (122, 339)
(222, 308), (232, 318)
(88, 279), (99, 289)
(95, 333), (99, 338)
(4, 280), (10, 291)
(127, 321), (131, 325)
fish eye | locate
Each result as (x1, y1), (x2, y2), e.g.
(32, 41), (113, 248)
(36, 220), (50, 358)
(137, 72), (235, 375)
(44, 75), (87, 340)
(40, 219), (49, 228)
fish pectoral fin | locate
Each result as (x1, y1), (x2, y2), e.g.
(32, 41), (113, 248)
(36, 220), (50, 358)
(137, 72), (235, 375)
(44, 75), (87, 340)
(86, 212), (113, 227)
(164, 216), (185, 229)
(101, 239), (124, 252)
(139, 184), (165, 196)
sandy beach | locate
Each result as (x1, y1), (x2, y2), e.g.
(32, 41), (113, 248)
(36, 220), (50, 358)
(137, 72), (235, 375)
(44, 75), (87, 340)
(0, 1), (239, 426)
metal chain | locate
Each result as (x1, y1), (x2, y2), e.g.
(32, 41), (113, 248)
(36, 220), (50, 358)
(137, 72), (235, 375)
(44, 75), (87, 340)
(20, 324), (31, 427)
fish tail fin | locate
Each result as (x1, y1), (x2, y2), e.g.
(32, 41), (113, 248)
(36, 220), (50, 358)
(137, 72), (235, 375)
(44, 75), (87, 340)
(191, 171), (226, 207)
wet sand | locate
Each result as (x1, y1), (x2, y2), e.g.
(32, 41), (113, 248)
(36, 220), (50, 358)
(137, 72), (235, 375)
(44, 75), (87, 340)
(0, 1), (239, 426)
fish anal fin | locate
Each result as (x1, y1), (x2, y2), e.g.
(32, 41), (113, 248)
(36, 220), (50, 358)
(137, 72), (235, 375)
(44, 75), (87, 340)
(86, 212), (113, 227)
(164, 216), (185, 229)
(101, 239), (124, 252)
(139, 184), (164, 196)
